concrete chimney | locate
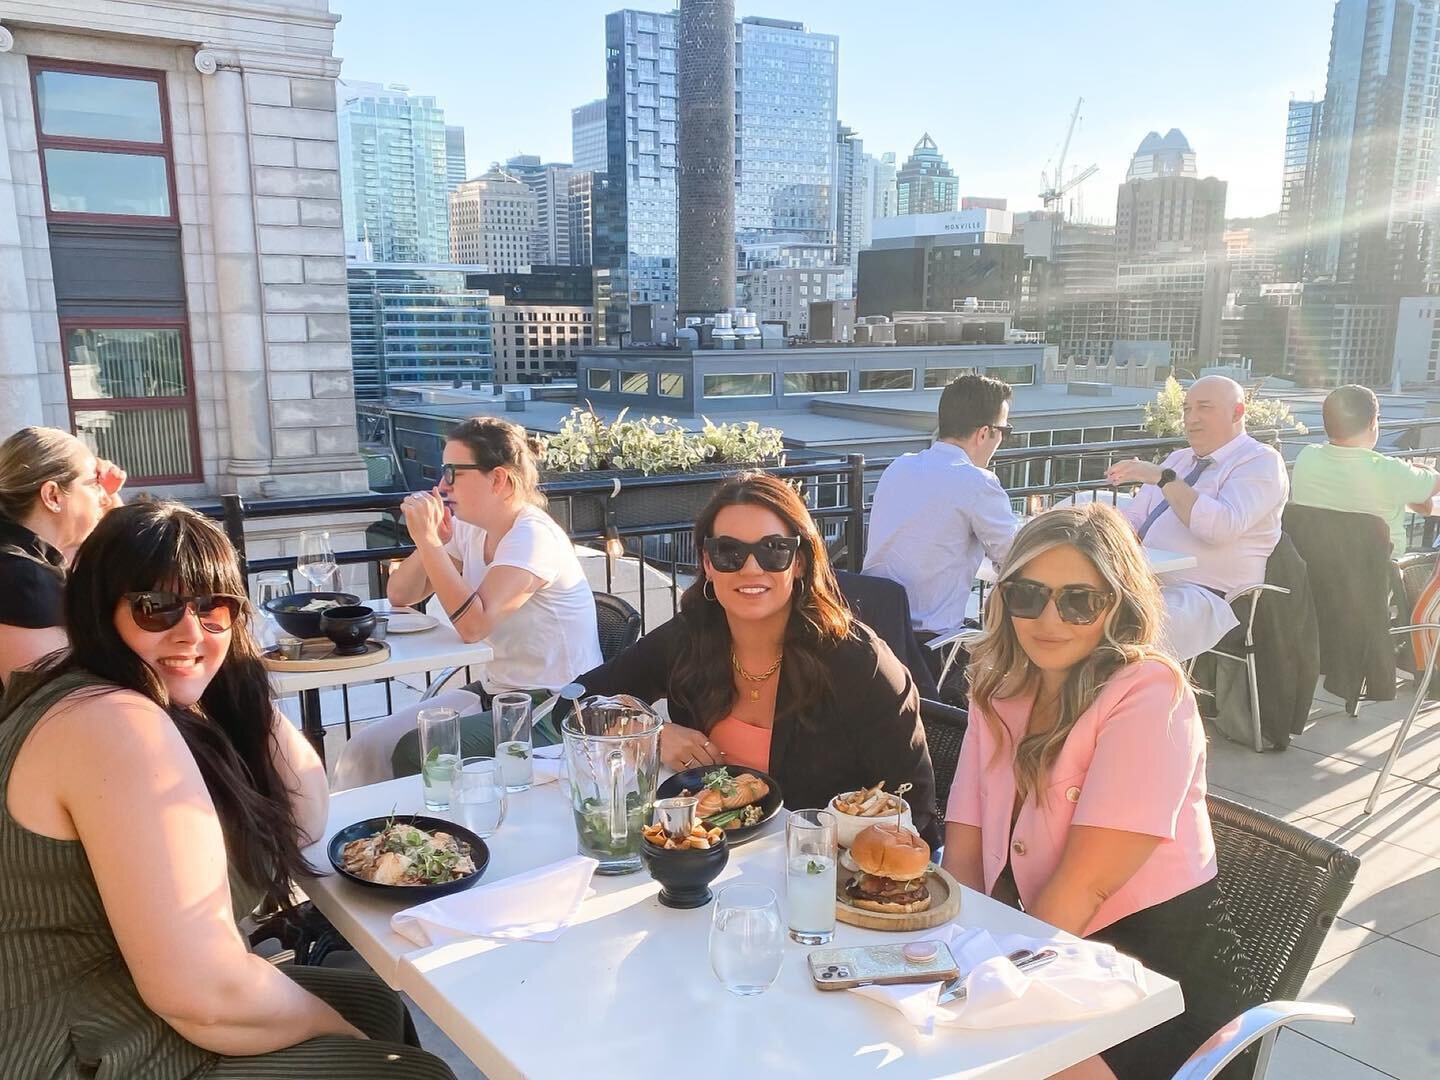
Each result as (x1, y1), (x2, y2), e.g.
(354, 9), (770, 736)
(677, 0), (736, 316)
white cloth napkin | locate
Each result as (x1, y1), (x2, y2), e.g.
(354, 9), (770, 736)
(850, 924), (1148, 1035)
(391, 855), (598, 948)
(531, 744), (565, 786)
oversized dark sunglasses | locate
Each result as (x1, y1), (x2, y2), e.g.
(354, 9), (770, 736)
(440, 463), (486, 485)
(125, 591), (244, 634)
(703, 534), (802, 573)
(999, 579), (1115, 625)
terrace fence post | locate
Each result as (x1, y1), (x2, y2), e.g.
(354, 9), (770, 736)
(846, 453), (866, 571)
(220, 494), (249, 577)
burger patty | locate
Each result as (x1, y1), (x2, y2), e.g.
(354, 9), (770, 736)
(845, 872), (930, 902)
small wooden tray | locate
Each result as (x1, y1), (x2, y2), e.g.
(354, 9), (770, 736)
(834, 863), (963, 932)
(262, 639), (389, 672)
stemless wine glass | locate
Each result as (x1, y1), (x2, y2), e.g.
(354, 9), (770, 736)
(296, 530), (337, 592)
(709, 884), (784, 997)
(253, 571), (292, 648)
(453, 757), (506, 838)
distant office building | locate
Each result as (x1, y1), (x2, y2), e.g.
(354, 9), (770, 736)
(568, 171), (598, 267)
(1225, 227), (1280, 292)
(1052, 223), (1120, 366)
(505, 155), (574, 267)
(1277, 99), (1323, 281)
(740, 266), (849, 337)
(859, 211), (1023, 316)
(835, 123), (870, 273)
(1393, 296), (1440, 386)
(1115, 257), (1229, 371)
(896, 134), (959, 215)
(1126, 129), (1197, 180)
(870, 150), (899, 218)
(1285, 284), (1399, 386)
(488, 298), (595, 384)
(1309, 0), (1440, 287)
(1220, 293), (1292, 377)
(463, 265), (594, 305)
(678, 0), (737, 315)
(962, 197), (1008, 211)
(445, 126), (467, 191)
(337, 81), (452, 263)
(348, 264), (494, 399)
(1115, 172), (1227, 260)
(571, 98), (608, 173)
(449, 168), (536, 272)
(738, 239), (840, 271)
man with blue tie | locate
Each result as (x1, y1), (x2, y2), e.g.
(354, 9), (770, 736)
(1106, 376), (1289, 660)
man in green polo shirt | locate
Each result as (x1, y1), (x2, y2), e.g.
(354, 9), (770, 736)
(1291, 385), (1440, 554)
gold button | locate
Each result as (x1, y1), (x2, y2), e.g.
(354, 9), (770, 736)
(1011, 840), (1026, 856)
(1066, 786), (1081, 803)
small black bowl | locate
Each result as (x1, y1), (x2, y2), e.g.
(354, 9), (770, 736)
(328, 814), (490, 901)
(264, 591), (361, 639)
(320, 604), (377, 656)
(640, 832), (729, 908)
(656, 765), (784, 846)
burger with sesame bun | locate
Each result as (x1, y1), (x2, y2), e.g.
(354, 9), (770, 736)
(843, 823), (932, 914)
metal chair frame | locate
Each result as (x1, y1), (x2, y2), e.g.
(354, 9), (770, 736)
(1365, 621), (1440, 814)
(1171, 1002), (1354, 1080)
(1189, 583), (1291, 753)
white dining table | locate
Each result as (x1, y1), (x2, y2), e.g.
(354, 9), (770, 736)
(303, 777), (1183, 1080)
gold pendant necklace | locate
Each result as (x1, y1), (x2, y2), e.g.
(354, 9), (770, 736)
(732, 650), (783, 701)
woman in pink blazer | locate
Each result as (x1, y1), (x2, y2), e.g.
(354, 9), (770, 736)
(942, 504), (1254, 1080)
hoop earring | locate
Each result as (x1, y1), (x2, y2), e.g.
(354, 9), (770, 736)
(793, 576), (807, 598)
(703, 579), (717, 602)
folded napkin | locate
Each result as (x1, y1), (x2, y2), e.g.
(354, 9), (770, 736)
(850, 924), (1147, 1035)
(391, 855), (598, 948)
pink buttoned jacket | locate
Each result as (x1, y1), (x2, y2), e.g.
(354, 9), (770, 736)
(945, 659), (1216, 933)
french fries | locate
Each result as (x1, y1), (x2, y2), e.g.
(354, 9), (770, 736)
(832, 780), (914, 818)
(643, 821), (725, 851)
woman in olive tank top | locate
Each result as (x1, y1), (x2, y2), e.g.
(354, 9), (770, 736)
(0, 501), (452, 1079)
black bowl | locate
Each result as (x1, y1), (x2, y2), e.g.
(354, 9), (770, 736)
(320, 604), (377, 656)
(264, 591), (361, 639)
(328, 815), (490, 901)
(640, 832), (729, 908)
(656, 765), (783, 846)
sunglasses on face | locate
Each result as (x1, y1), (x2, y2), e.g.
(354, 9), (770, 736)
(999, 578), (1114, 625)
(440, 463), (486, 486)
(990, 423), (1015, 439)
(703, 534), (802, 573)
(125, 591), (244, 634)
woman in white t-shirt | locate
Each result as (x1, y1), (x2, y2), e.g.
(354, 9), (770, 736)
(332, 418), (601, 787)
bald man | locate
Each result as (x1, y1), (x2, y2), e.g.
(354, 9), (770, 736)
(1105, 376), (1289, 660)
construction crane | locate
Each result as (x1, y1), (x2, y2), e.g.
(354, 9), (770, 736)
(1039, 97), (1097, 217)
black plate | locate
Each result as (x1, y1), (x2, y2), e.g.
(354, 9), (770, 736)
(327, 815), (490, 901)
(656, 765), (783, 846)
(265, 591), (361, 639)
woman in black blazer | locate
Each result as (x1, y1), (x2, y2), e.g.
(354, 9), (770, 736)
(577, 472), (939, 847)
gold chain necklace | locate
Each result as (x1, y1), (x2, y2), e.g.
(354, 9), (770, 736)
(731, 651), (783, 701)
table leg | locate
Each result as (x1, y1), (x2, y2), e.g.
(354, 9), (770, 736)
(299, 687), (327, 763)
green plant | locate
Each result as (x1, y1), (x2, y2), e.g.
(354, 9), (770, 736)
(1142, 377), (1307, 438)
(537, 407), (784, 475)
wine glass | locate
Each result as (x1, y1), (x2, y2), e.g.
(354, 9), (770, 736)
(296, 530), (337, 592)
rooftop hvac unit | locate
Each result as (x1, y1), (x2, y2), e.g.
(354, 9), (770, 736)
(869, 322), (896, 345)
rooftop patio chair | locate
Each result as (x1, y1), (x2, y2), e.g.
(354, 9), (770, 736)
(918, 697), (967, 824)
(1190, 582), (1292, 752)
(1364, 620), (1440, 814)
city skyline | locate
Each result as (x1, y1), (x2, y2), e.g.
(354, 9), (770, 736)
(331, 0), (1332, 220)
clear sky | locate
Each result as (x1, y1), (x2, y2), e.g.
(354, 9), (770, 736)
(331, 0), (1334, 221)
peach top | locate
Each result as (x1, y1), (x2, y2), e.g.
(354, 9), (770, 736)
(708, 715), (772, 773)
(945, 659), (1216, 933)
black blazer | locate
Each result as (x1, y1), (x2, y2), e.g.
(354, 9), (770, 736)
(576, 614), (940, 848)
(834, 570), (940, 700)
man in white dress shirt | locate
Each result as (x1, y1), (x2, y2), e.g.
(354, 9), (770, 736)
(1106, 375), (1289, 660)
(864, 373), (1019, 651)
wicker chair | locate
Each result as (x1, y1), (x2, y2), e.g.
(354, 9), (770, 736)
(1171, 793), (1361, 1078)
(918, 697), (967, 823)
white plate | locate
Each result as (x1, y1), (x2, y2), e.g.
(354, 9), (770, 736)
(383, 612), (439, 634)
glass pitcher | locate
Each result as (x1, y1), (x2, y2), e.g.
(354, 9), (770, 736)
(561, 693), (661, 875)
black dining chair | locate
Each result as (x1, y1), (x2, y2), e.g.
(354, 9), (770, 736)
(918, 697), (967, 824)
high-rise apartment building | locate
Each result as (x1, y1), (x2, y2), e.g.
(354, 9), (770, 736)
(740, 266), (848, 336)
(1225, 227), (1280, 292)
(870, 151), (899, 218)
(569, 171), (598, 267)
(445, 126), (467, 191)
(487, 299), (595, 384)
(835, 123), (870, 273)
(449, 168), (537, 272)
(1115, 258), (1229, 371)
(678, 0), (737, 315)
(1309, 0), (1440, 288)
(1115, 173), (1227, 261)
(1126, 129), (1197, 180)
(1277, 99), (1323, 281)
(896, 134), (959, 215)
(571, 99), (608, 173)
(337, 81), (452, 263)
(505, 156), (574, 267)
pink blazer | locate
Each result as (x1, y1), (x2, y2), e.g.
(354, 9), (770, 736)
(946, 659), (1216, 933)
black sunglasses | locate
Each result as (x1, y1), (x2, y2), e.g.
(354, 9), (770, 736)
(440, 463), (486, 485)
(989, 423), (1014, 439)
(999, 579), (1114, 626)
(125, 591), (244, 634)
(703, 534), (802, 573)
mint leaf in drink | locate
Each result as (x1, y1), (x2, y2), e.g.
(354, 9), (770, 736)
(807, 859), (827, 875)
(505, 743), (531, 760)
(425, 746), (440, 765)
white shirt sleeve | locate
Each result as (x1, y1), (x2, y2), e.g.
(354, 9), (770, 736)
(490, 514), (563, 587)
(970, 471), (1020, 566)
(1187, 447), (1289, 547)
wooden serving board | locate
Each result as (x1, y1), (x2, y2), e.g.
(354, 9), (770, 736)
(834, 863), (962, 932)
(262, 640), (389, 672)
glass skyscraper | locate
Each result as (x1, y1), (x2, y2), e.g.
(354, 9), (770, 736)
(571, 99), (608, 173)
(1278, 99), (1323, 282)
(896, 133), (958, 215)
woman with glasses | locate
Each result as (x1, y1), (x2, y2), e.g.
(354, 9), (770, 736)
(576, 471), (940, 847)
(940, 504), (1253, 1080)
(0, 501), (453, 1078)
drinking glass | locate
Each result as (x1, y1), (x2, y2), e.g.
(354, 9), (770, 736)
(453, 757), (506, 838)
(418, 706), (461, 811)
(709, 884), (784, 996)
(296, 530), (337, 592)
(492, 692), (534, 792)
(253, 571), (292, 648)
(786, 809), (837, 944)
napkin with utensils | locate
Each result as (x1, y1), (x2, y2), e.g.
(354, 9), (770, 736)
(850, 924), (1148, 1035)
(391, 855), (598, 948)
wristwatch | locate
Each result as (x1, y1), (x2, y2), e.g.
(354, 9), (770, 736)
(1157, 468), (1178, 488)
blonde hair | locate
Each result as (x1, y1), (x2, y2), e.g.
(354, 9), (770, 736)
(447, 417), (546, 508)
(0, 427), (87, 521)
(968, 503), (1186, 805)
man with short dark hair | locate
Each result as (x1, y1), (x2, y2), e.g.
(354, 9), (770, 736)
(864, 373), (1018, 636)
(1292, 384), (1440, 554)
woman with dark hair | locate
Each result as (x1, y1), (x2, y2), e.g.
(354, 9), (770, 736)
(577, 471), (939, 846)
(940, 504), (1254, 1079)
(0, 501), (453, 1079)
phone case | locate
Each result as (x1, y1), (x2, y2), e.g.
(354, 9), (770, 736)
(808, 941), (959, 990)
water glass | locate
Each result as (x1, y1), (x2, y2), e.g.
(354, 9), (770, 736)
(709, 884), (784, 997)
(418, 706), (461, 811)
(253, 571), (292, 648)
(492, 692), (534, 792)
(453, 757), (506, 838)
(296, 530), (337, 592)
(786, 809), (838, 944)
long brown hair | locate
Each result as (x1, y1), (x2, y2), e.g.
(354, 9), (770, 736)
(4, 500), (312, 907)
(670, 471), (852, 731)
(968, 503), (1185, 805)
(0, 427), (86, 521)
(448, 416), (546, 508)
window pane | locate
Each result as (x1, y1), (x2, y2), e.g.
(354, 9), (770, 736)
(923, 366), (974, 389)
(36, 70), (164, 143)
(985, 364), (1035, 386)
(619, 371), (650, 395)
(703, 372), (773, 397)
(44, 149), (170, 216)
(74, 407), (194, 480)
(658, 372), (684, 397)
(66, 328), (187, 399)
(783, 370), (848, 394)
(859, 368), (915, 391)
(587, 368), (613, 391)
